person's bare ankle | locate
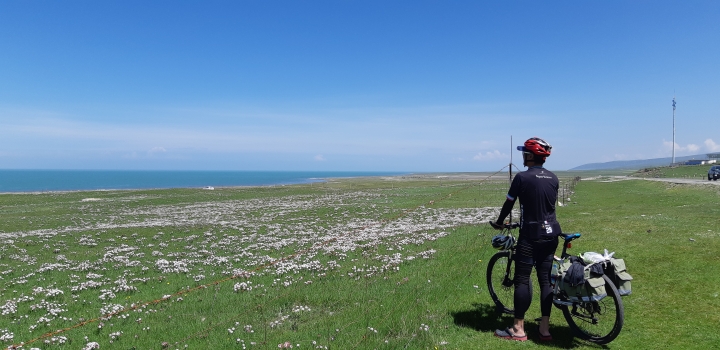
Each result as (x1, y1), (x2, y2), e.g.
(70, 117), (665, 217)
(511, 326), (526, 337)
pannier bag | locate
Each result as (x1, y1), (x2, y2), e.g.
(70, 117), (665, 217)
(604, 258), (633, 296)
(557, 258), (607, 302)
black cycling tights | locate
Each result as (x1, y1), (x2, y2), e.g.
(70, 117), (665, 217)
(513, 238), (559, 320)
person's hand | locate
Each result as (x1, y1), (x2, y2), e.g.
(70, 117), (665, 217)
(489, 221), (503, 230)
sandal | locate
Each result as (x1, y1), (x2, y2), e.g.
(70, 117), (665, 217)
(537, 326), (552, 341)
(539, 333), (553, 341)
(494, 327), (528, 342)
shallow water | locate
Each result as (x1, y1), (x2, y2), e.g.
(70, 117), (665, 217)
(0, 170), (406, 192)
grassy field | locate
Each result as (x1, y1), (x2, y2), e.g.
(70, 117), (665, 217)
(0, 174), (718, 349)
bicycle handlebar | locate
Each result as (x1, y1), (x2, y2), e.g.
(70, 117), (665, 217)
(489, 221), (520, 230)
(490, 222), (582, 241)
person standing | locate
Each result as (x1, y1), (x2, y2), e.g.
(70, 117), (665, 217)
(490, 137), (560, 342)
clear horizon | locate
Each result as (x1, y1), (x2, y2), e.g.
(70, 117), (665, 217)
(2, 1), (719, 172)
(0, 151), (716, 172)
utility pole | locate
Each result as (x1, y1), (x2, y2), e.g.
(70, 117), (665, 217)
(672, 95), (676, 165)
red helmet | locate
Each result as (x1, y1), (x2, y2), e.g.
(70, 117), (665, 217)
(517, 137), (552, 159)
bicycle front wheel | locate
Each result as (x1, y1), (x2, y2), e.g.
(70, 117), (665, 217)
(560, 275), (624, 344)
(486, 251), (514, 315)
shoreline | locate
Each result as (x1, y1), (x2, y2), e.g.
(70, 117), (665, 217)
(0, 180), (325, 195)
(0, 171), (514, 195)
(0, 170), (411, 194)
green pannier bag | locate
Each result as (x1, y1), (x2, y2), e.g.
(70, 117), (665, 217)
(556, 258), (607, 302)
(606, 258), (633, 296)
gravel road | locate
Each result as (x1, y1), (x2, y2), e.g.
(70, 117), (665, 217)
(635, 177), (720, 185)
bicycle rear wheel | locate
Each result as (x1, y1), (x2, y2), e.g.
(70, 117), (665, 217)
(560, 275), (624, 344)
(486, 251), (514, 315)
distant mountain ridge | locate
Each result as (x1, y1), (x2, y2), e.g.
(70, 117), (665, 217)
(570, 154), (711, 171)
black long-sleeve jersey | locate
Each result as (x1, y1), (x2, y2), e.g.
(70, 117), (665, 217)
(499, 166), (561, 240)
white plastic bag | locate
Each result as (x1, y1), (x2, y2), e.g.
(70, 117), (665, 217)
(580, 251), (606, 264)
(603, 249), (615, 260)
(580, 249), (616, 264)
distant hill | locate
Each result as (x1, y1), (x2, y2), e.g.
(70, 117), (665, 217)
(570, 154), (710, 171)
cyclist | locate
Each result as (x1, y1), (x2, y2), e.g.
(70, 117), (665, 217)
(490, 137), (561, 342)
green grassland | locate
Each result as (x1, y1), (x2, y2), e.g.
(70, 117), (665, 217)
(0, 175), (718, 349)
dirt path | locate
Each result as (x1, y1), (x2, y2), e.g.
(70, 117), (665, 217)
(629, 177), (720, 185)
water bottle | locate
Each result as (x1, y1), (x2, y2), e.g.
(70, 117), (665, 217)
(550, 261), (559, 289)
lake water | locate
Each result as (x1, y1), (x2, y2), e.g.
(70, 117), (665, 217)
(0, 170), (406, 193)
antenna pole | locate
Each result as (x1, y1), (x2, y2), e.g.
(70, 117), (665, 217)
(672, 94), (676, 165)
(509, 135), (513, 224)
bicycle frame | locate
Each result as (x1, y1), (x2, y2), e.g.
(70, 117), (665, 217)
(497, 230), (581, 289)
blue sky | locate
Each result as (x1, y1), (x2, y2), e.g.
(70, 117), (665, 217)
(1, 1), (719, 171)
